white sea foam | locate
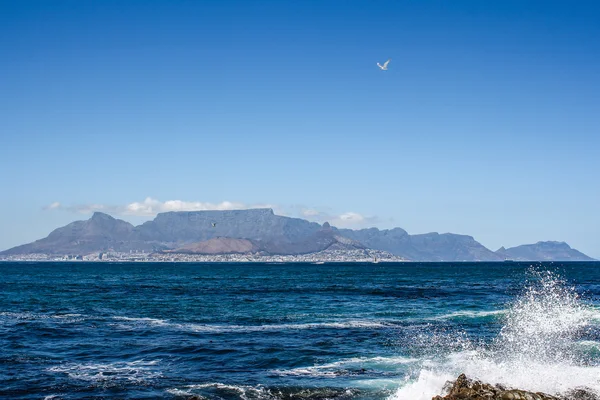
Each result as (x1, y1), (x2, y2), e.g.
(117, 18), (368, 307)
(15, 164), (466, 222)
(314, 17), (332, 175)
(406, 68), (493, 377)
(0, 311), (87, 326)
(389, 271), (600, 400)
(48, 359), (162, 384)
(111, 316), (391, 333)
(0, 311), (84, 320)
(431, 310), (506, 320)
(186, 320), (391, 332)
(166, 382), (271, 399)
(272, 356), (418, 377)
(167, 382), (361, 400)
(112, 316), (170, 325)
(577, 340), (600, 349)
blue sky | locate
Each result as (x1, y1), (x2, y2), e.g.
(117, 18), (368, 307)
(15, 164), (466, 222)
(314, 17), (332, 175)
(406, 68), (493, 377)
(1, 1), (599, 257)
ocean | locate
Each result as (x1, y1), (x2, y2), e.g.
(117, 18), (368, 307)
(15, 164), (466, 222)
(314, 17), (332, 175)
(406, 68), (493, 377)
(1, 261), (600, 399)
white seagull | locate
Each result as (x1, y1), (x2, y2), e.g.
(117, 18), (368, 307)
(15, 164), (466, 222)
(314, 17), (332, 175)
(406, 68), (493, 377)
(377, 59), (390, 71)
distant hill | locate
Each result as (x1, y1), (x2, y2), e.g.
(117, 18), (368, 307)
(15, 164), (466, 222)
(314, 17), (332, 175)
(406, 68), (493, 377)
(165, 223), (365, 256)
(1, 212), (141, 255)
(0, 209), (595, 261)
(166, 238), (259, 255)
(337, 227), (503, 261)
(496, 241), (595, 261)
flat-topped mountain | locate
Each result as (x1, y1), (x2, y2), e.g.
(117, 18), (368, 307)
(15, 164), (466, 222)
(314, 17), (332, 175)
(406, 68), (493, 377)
(132, 208), (321, 245)
(496, 241), (595, 261)
(0, 209), (595, 261)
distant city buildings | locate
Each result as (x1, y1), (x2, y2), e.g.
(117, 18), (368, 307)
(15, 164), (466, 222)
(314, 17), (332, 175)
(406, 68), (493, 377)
(0, 249), (405, 263)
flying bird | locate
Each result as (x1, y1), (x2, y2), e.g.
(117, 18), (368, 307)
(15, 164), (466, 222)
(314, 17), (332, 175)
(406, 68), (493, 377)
(211, 223), (216, 227)
(377, 59), (390, 70)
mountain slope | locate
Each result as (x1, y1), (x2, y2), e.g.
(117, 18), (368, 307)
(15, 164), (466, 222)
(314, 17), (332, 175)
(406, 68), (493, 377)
(0, 209), (594, 261)
(165, 222), (365, 255)
(337, 228), (502, 261)
(496, 241), (595, 261)
(167, 238), (259, 255)
(131, 208), (322, 246)
(1, 212), (135, 255)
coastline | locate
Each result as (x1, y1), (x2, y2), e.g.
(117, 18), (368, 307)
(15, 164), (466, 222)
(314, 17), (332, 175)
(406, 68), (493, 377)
(0, 249), (406, 263)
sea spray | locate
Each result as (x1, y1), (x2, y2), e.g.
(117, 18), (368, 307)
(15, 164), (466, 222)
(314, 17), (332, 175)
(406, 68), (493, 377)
(389, 269), (600, 400)
(493, 270), (590, 365)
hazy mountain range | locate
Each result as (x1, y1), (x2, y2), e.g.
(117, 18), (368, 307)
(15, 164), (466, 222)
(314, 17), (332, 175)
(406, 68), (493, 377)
(0, 209), (595, 261)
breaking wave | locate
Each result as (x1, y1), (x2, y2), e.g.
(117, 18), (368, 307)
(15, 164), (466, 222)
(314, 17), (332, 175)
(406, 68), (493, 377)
(111, 316), (393, 333)
(166, 382), (367, 399)
(271, 356), (419, 377)
(389, 270), (600, 399)
(47, 360), (162, 384)
(430, 310), (506, 320)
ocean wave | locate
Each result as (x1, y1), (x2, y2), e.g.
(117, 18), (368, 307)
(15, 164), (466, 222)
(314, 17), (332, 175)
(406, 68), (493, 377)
(271, 356), (418, 377)
(111, 316), (393, 333)
(389, 271), (600, 400)
(112, 316), (171, 326)
(0, 311), (84, 320)
(47, 359), (162, 384)
(577, 340), (600, 349)
(166, 383), (271, 399)
(0, 311), (87, 327)
(388, 351), (600, 400)
(431, 309), (506, 320)
(167, 383), (362, 399)
(186, 320), (393, 332)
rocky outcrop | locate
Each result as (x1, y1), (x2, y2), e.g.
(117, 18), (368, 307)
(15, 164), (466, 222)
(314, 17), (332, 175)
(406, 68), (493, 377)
(433, 374), (598, 400)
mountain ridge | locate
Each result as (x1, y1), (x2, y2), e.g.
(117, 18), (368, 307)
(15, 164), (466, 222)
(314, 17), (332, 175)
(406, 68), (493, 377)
(0, 209), (595, 261)
(496, 241), (595, 261)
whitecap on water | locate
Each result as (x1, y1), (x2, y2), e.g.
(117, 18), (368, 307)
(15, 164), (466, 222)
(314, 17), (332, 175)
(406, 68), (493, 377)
(166, 383), (274, 399)
(0, 311), (86, 323)
(166, 383), (363, 400)
(271, 356), (419, 378)
(47, 359), (162, 384)
(431, 309), (506, 321)
(110, 317), (393, 333)
(389, 270), (600, 400)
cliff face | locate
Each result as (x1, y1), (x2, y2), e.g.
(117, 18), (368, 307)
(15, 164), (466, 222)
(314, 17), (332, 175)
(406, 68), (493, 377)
(131, 208), (321, 245)
(0, 210), (594, 261)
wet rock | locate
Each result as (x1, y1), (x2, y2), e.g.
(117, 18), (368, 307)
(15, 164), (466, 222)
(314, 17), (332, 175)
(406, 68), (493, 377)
(562, 389), (600, 400)
(432, 374), (564, 400)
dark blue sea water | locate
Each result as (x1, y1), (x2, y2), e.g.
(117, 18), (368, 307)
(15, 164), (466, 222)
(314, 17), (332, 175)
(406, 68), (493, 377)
(1, 262), (600, 399)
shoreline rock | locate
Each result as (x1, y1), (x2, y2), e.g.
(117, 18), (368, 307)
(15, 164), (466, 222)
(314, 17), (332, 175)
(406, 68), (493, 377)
(433, 374), (598, 400)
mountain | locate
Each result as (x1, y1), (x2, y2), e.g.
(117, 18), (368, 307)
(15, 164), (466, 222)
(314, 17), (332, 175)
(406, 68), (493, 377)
(166, 238), (259, 255)
(496, 241), (595, 261)
(337, 227), (502, 261)
(0, 209), (595, 261)
(1, 212), (136, 255)
(131, 208), (321, 245)
(164, 222), (365, 255)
